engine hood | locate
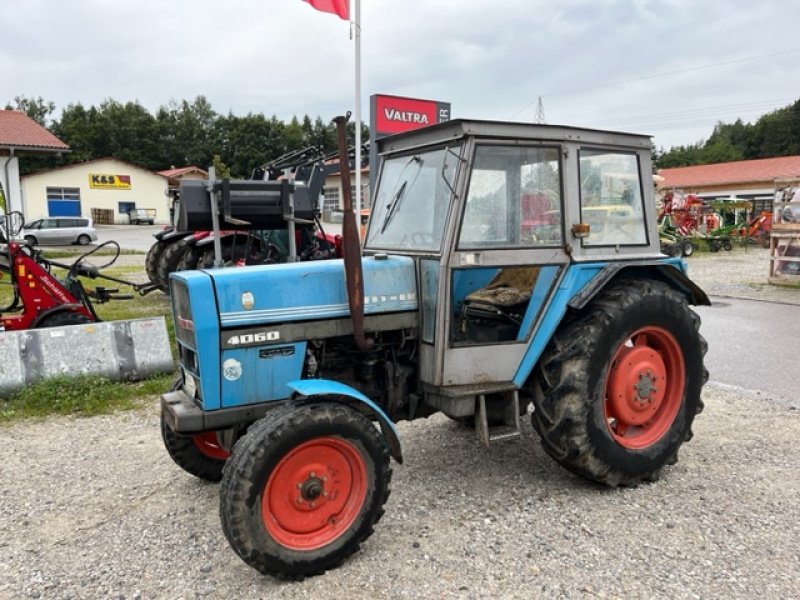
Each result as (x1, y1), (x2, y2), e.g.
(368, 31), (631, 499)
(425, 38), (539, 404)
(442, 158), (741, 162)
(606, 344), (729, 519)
(204, 255), (418, 328)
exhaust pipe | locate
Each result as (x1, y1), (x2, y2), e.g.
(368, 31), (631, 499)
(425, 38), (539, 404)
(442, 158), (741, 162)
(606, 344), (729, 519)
(333, 114), (371, 351)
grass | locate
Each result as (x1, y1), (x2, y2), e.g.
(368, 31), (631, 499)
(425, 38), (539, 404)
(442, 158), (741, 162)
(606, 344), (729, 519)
(0, 373), (175, 423)
(0, 253), (178, 423)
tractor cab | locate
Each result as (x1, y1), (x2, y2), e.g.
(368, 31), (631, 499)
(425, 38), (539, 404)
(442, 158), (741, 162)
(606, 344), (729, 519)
(364, 120), (661, 396)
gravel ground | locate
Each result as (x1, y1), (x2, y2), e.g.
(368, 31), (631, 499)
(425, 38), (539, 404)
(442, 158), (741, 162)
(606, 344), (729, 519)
(1, 246), (799, 599)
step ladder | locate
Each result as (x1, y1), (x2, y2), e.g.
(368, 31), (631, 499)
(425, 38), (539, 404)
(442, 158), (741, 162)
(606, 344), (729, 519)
(476, 390), (522, 446)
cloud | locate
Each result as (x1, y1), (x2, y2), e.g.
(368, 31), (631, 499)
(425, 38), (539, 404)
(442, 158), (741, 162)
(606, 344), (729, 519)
(3, 0), (800, 149)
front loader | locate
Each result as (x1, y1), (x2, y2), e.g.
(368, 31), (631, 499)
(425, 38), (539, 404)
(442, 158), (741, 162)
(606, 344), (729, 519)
(160, 118), (710, 579)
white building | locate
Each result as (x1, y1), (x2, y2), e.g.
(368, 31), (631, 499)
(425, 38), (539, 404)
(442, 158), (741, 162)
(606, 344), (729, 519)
(21, 158), (172, 225)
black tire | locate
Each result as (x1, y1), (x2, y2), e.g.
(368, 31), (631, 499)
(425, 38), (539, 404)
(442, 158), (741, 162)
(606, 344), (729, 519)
(665, 243), (682, 258)
(160, 410), (229, 482)
(220, 402), (392, 579)
(531, 279), (707, 487)
(77, 234), (91, 246)
(709, 241), (721, 252)
(24, 235), (37, 246)
(145, 240), (167, 285)
(682, 240), (695, 257)
(722, 240), (732, 251)
(196, 240), (245, 269)
(177, 243), (203, 271)
(38, 311), (93, 328)
(156, 237), (193, 290)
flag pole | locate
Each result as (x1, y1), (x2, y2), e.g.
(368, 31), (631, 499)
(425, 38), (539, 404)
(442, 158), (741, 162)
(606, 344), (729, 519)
(353, 0), (362, 237)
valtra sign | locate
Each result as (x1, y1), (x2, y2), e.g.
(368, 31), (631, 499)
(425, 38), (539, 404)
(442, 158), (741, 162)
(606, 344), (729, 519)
(371, 95), (451, 136)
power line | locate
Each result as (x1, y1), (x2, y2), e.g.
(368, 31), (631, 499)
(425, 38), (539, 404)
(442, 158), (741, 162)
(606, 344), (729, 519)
(512, 48), (800, 119)
(579, 98), (797, 129)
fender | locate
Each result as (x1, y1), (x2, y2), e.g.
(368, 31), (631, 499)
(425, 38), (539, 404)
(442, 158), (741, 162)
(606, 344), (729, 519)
(567, 259), (711, 310)
(287, 379), (403, 464)
(513, 259), (710, 388)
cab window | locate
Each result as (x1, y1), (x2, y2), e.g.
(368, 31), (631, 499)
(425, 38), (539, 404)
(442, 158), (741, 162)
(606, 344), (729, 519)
(578, 149), (648, 246)
(459, 145), (562, 249)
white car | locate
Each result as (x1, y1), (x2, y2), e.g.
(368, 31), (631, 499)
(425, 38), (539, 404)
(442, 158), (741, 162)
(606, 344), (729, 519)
(22, 217), (98, 246)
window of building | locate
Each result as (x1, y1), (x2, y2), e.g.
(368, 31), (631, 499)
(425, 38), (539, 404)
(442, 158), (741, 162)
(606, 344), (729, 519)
(118, 201), (136, 214)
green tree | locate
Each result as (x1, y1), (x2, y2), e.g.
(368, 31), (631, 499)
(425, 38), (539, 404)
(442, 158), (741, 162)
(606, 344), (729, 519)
(4, 95), (56, 126)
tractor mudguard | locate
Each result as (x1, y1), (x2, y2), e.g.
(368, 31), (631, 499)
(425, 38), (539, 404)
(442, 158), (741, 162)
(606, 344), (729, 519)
(287, 378), (403, 464)
(567, 260), (711, 310)
(513, 260), (710, 388)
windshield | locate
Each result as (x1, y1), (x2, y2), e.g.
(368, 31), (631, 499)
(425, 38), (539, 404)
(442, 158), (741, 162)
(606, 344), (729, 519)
(366, 145), (461, 252)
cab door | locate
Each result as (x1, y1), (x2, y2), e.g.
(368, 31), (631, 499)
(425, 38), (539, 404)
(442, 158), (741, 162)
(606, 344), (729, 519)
(434, 142), (572, 387)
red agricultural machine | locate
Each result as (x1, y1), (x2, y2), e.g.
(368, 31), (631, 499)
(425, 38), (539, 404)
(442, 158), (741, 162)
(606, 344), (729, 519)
(0, 211), (159, 331)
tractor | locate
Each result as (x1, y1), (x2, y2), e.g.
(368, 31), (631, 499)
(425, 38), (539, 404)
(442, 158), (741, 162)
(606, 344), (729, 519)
(144, 146), (350, 291)
(160, 118), (710, 579)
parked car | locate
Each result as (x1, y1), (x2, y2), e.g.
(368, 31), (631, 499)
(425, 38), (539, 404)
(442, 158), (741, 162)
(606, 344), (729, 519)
(128, 208), (156, 225)
(22, 217), (97, 246)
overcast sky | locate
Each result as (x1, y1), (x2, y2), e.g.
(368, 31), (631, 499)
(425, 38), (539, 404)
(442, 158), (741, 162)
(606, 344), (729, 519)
(3, 0), (799, 150)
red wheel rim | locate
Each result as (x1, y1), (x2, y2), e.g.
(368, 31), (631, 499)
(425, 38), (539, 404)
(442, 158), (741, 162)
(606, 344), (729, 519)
(262, 437), (367, 551)
(604, 326), (685, 449)
(192, 432), (229, 460)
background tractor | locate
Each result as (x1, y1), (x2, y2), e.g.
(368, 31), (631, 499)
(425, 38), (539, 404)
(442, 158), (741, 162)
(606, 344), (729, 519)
(143, 146), (355, 291)
(160, 118), (709, 579)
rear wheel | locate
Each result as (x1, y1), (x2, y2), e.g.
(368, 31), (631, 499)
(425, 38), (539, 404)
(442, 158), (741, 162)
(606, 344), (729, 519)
(682, 240), (695, 257)
(157, 237), (193, 291)
(665, 243), (682, 258)
(77, 234), (91, 246)
(220, 402), (391, 579)
(532, 279), (707, 487)
(722, 240), (732, 251)
(160, 411), (229, 482)
(145, 240), (167, 286)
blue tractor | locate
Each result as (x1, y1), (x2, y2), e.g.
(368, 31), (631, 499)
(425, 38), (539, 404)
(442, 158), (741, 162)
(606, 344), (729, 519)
(161, 119), (709, 579)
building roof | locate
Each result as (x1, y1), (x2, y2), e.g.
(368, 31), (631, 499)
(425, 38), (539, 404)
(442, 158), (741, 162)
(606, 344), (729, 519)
(0, 110), (69, 153)
(659, 155), (800, 188)
(21, 156), (168, 179)
(157, 166), (207, 178)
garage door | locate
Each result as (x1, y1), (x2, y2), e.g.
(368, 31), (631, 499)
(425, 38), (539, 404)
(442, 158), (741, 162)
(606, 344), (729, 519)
(46, 187), (81, 217)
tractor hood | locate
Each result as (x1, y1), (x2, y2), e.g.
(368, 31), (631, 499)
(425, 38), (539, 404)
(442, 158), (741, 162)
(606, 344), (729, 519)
(205, 255), (418, 328)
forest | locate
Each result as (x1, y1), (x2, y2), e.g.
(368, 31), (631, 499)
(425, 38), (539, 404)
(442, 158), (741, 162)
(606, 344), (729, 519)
(5, 95), (366, 178)
(7, 95), (800, 175)
(654, 97), (800, 168)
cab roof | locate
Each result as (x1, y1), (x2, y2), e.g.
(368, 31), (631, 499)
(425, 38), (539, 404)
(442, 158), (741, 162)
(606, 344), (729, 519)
(376, 118), (653, 154)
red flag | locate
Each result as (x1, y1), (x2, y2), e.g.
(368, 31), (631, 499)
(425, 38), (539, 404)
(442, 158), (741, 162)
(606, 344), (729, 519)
(303, 0), (349, 20)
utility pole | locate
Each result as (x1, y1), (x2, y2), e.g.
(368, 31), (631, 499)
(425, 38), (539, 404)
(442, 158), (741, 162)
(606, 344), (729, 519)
(534, 96), (546, 124)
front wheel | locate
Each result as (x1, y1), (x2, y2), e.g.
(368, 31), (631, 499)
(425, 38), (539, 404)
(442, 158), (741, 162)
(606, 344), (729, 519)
(160, 411), (229, 482)
(38, 311), (93, 328)
(532, 279), (707, 487)
(77, 234), (91, 246)
(220, 402), (391, 579)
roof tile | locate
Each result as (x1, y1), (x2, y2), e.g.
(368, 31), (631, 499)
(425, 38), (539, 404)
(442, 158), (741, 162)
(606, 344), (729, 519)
(660, 156), (800, 188)
(0, 110), (69, 151)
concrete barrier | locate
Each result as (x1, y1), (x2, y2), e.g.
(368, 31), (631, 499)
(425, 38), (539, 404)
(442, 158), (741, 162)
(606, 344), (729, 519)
(0, 317), (174, 396)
